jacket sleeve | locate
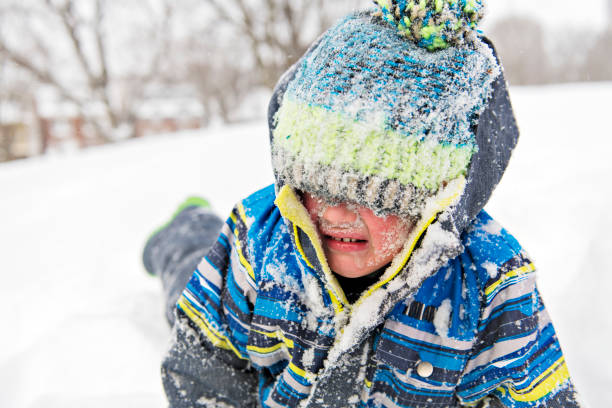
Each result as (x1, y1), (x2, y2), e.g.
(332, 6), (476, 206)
(161, 204), (259, 407)
(456, 252), (583, 407)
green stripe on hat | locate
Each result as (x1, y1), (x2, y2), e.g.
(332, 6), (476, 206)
(273, 98), (475, 191)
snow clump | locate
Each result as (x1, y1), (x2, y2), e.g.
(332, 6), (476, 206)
(433, 298), (452, 339)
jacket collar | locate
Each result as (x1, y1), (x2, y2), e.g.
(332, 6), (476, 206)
(274, 178), (466, 316)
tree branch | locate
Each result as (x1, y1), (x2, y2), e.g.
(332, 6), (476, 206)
(92, 0), (118, 128)
(47, 0), (98, 88)
(0, 41), (80, 106)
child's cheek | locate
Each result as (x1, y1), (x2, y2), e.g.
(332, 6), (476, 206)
(302, 193), (321, 224)
(363, 213), (401, 258)
(376, 219), (411, 260)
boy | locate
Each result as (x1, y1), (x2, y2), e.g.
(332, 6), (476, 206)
(145, 2), (582, 407)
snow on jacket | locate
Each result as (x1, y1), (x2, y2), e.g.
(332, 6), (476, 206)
(161, 183), (581, 408)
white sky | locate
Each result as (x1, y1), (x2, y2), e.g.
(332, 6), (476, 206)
(484, 0), (609, 30)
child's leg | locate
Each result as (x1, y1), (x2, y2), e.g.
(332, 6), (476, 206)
(143, 199), (223, 326)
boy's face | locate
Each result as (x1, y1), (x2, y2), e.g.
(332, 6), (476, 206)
(302, 192), (413, 278)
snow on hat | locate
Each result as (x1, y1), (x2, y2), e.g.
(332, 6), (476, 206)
(271, 1), (500, 217)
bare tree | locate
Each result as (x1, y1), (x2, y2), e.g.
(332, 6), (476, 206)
(200, 0), (367, 88)
(0, 0), (175, 142)
(0, 0), (374, 156)
(153, 0), (367, 124)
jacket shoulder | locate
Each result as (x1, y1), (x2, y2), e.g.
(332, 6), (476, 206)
(239, 184), (277, 221)
(235, 184), (282, 237)
(236, 184), (289, 279)
(462, 210), (534, 294)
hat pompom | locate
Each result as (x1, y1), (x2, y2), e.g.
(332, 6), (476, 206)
(373, 0), (485, 51)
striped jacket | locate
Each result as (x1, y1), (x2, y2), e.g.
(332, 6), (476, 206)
(162, 184), (581, 408)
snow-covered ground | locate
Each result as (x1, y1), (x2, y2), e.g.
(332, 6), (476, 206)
(1, 83), (610, 408)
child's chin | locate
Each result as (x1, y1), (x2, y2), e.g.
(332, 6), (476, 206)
(329, 259), (380, 278)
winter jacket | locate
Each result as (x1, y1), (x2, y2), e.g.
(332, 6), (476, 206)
(161, 32), (582, 407)
(161, 183), (581, 408)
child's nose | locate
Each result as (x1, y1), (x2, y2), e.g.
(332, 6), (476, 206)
(322, 203), (358, 224)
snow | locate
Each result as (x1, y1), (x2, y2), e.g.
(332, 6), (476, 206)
(482, 261), (499, 278)
(433, 299), (452, 339)
(481, 219), (503, 236)
(0, 122), (272, 408)
(1, 83), (611, 407)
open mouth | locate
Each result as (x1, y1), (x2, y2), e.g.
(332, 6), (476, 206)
(327, 236), (366, 243)
(323, 234), (368, 252)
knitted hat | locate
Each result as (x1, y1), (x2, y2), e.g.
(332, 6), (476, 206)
(271, 1), (501, 218)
